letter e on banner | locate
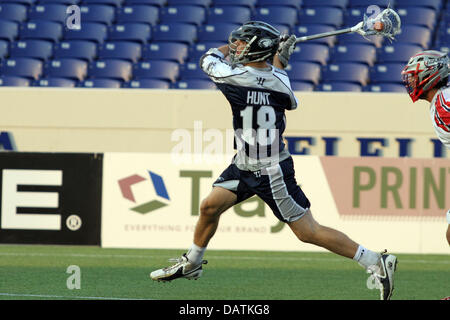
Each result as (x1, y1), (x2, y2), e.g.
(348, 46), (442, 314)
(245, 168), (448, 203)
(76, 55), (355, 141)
(1, 169), (62, 230)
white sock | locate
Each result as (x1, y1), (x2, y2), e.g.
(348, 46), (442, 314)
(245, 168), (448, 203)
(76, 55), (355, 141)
(353, 245), (380, 269)
(186, 243), (206, 265)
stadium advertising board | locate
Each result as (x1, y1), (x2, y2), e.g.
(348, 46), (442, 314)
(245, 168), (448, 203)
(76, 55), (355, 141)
(101, 153), (449, 254)
(0, 152), (102, 245)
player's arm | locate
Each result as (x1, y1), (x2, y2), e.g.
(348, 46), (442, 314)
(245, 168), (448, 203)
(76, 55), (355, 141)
(216, 44), (230, 58)
(199, 45), (240, 79)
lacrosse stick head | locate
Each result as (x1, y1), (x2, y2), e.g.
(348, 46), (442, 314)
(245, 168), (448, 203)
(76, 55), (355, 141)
(361, 8), (401, 41)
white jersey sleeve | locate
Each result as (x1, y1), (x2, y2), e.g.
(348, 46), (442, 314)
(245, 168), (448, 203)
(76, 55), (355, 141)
(199, 48), (245, 79)
(430, 86), (450, 149)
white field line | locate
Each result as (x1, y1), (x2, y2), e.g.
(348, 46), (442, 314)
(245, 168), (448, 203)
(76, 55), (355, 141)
(0, 252), (448, 265)
(0, 293), (150, 300)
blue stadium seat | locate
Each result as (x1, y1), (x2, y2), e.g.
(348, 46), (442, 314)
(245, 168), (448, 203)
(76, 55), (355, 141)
(321, 63), (369, 86)
(64, 22), (108, 43)
(258, 0), (302, 9)
(348, 0), (390, 7)
(20, 20), (63, 42)
(330, 44), (376, 66)
(32, 77), (77, 87)
(160, 5), (206, 26)
(167, 0), (211, 7)
(53, 40), (97, 62)
(394, 25), (431, 49)
(338, 32), (383, 48)
(82, 0), (123, 6)
(298, 7), (344, 28)
(97, 41), (142, 63)
(396, 7), (436, 29)
(78, 78), (122, 87)
(9, 40), (53, 61)
(153, 23), (197, 44)
(213, 0), (256, 9)
(395, 0), (442, 11)
(197, 23), (238, 42)
(1, 57), (43, 79)
(0, 19), (18, 42)
(179, 61), (208, 80)
(172, 79), (216, 89)
(290, 43), (329, 65)
(188, 41), (227, 61)
(28, 4), (67, 24)
(116, 5), (159, 26)
(0, 75), (30, 86)
(133, 60), (179, 82)
(0, 3), (27, 23)
(80, 5), (116, 25)
(363, 83), (405, 93)
(39, 0), (80, 4)
(290, 81), (315, 91)
(123, 78), (170, 88)
(369, 63), (405, 84)
(286, 62), (321, 85)
(124, 0), (166, 6)
(88, 59), (132, 81)
(0, 40), (8, 59)
(44, 58), (87, 80)
(377, 44), (422, 63)
(252, 6), (298, 28)
(316, 82), (362, 92)
(108, 23), (152, 44)
(438, 18), (450, 30)
(272, 24), (290, 36)
(142, 42), (188, 63)
(343, 7), (368, 27)
(437, 27), (450, 46)
(0, 0), (35, 5)
(303, 0), (348, 9)
(293, 25), (337, 47)
(207, 6), (251, 24)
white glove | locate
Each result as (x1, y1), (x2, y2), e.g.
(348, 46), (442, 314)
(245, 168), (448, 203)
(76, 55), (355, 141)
(277, 34), (297, 68)
(446, 209), (450, 224)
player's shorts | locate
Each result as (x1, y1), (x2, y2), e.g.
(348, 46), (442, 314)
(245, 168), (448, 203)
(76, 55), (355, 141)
(212, 156), (310, 223)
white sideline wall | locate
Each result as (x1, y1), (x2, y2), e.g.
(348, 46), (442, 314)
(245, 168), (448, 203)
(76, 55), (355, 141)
(0, 88), (446, 158)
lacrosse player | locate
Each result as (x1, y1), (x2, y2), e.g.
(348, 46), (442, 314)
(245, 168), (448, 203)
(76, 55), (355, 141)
(151, 21), (398, 300)
(401, 50), (450, 245)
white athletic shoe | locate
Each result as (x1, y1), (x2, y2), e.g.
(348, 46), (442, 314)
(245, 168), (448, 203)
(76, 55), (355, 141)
(369, 250), (398, 300)
(150, 253), (207, 282)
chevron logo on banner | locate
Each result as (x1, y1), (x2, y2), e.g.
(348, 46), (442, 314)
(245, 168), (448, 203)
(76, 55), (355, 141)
(118, 171), (170, 214)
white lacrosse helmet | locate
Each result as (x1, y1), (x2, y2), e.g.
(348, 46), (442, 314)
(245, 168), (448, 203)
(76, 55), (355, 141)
(401, 50), (449, 102)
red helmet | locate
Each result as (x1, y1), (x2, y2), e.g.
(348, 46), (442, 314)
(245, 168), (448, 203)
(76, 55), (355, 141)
(401, 50), (449, 102)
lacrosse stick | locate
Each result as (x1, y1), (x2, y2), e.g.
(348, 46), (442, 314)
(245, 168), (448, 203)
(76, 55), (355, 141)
(294, 8), (401, 44)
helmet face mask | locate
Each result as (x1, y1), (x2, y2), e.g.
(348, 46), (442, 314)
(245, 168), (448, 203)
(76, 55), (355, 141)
(228, 21), (281, 66)
(401, 50), (449, 102)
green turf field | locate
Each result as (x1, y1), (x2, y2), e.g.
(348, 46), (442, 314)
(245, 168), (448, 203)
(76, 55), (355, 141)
(0, 245), (448, 300)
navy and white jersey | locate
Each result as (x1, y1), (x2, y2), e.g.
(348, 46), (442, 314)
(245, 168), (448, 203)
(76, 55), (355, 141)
(200, 48), (298, 171)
